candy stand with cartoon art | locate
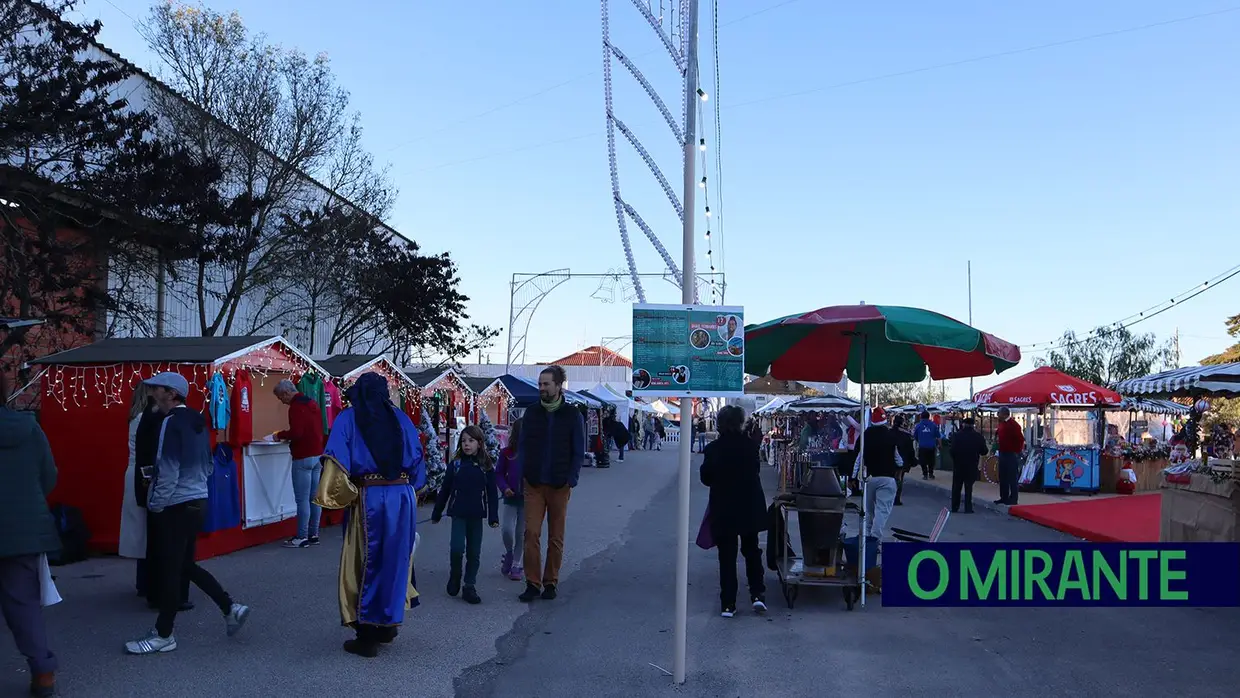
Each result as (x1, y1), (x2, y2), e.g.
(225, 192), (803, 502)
(31, 336), (331, 559)
(973, 366), (1123, 495)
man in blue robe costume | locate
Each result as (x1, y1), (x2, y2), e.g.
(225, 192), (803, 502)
(320, 373), (426, 657)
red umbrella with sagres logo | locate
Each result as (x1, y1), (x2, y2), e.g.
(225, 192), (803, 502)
(973, 366), (1122, 407)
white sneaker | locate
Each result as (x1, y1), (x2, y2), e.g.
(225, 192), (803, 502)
(720, 606), (735, 618)
(225, 603), (250, 637)
(283, 537), (310, 548)
(126, 631), (177, 654)
(752, 598), (768, 614)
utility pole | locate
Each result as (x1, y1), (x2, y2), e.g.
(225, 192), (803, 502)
(967, 260), (974, 398)
(673, 0), (699, 686)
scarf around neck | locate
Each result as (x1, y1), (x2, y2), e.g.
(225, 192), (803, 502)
(541, 395), (563, 412)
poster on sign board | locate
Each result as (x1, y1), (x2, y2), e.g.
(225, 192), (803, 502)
(631, 304), (745, 398)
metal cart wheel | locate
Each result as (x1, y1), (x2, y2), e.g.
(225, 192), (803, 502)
(782, 580), (798, 609)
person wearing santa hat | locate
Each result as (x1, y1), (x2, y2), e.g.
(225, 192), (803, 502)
(850, 406), (901, 540)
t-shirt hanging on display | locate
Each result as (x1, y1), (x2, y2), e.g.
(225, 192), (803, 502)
(207, 371), (230, 431)
(323, 380), (341, 430)
(231, 370), (254, 446)
(204, 443), (241, 533)
(297, 372), (328, 434)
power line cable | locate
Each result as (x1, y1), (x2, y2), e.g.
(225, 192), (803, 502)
(397, 6), (1237, 173)
(384, 0), (804, 153)
(711, 0), (727, 301)
(726, 6), (1240, 111)
(1023, 262), (1240, 355)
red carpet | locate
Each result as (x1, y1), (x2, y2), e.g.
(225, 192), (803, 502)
(1009, 493), (1162, 543)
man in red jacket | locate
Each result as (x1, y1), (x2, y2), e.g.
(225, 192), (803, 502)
(273, 380), (326, 548)
(994, 407), (1026, 505)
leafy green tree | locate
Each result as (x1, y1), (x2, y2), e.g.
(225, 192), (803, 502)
(1036, 325), (1178, 386)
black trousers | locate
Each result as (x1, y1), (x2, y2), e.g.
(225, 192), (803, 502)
(717, 532), (765, 607)
(151, 500), (232, 638)
(951, 471), (975, 512)
(918, 447), (936, 477)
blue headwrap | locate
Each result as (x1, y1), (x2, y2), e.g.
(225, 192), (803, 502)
(346, 373), (403, 480)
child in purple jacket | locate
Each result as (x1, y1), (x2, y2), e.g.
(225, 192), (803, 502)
(495, 419), (524, 581)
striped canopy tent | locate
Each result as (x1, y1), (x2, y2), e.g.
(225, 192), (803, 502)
(781, 394), (863, 414)
(1113, 363), (1240, 398)
(754, 395), (799, 415)
(1114, 397), (1192, 415)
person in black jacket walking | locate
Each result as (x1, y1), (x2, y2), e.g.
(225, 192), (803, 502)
(518, 366), (586, 603)
(700, 405), (768, 618)
(949, 417), (988, 513)
(892, 415), (917, 507)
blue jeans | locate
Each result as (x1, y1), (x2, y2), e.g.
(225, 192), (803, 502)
(291, 456), (323, 539)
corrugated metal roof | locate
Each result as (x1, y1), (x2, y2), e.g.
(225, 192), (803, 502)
(32, 336), (277, 365)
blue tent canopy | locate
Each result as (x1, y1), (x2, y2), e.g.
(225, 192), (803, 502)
(496, 375), (602, 409)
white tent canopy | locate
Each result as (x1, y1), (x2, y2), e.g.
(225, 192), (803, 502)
(754, 395), (798, 415)
(587, 382), (630, 425)
(650, 399), (680, 416)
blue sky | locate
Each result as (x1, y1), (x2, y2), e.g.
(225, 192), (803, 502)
(76, 0), (1239, 396)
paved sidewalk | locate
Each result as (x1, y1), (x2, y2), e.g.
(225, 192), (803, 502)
(903, 468), (1121, 515)
(3, 449), (677, 698)
(459, 460), (1240, 698)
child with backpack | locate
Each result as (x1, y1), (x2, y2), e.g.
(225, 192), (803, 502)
(495, 419), (524, 580)
(431, 425), (499, 604)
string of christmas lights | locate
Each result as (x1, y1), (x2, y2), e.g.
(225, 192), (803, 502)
(39, 340), (327, 411)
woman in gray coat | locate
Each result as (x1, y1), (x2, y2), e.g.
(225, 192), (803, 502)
(0, 372), (60, 697)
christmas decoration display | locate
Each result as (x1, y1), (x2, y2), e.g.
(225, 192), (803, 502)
(420, 411), (447, 495)
(1116, 461), (1137, 495)
(479, 413), (501, 463)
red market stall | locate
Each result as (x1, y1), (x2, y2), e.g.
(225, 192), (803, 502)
(974, 366), (1122, 493)
(476, 376), (519, 427)
(407, 367), (476, 452)
(32, 335), (330, 560)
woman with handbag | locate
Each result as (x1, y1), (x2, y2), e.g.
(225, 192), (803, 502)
(699, 405), (768, 618)
(122, 384), (163, 603)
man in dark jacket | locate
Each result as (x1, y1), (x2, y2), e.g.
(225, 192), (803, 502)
(126, 372), (250, 655)
(274, 379), (326, 548)
(608, 414), (630, 463)
(949, 417), (988, 513)
(518, 366), (586, 602)
(892, 415), (917, 507)
(0, 371), (60, 697)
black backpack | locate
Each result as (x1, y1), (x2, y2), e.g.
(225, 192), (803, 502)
(46, 504), (90, 566)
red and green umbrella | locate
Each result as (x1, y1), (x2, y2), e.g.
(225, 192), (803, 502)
(745, 304), (1021, 384)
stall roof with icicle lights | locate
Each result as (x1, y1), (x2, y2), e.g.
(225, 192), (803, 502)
(406, 365), (477, 401)
(319, 354), (420, 396)
(31, 335), (328, 410)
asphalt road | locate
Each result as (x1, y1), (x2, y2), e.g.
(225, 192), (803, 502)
(6, 449), (1238, 697)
